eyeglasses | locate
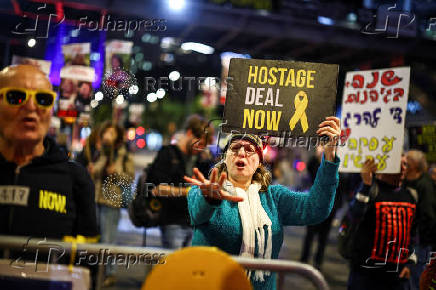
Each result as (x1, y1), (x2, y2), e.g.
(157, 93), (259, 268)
(229, 143), (257, 156)
(0, 87), (57, 109)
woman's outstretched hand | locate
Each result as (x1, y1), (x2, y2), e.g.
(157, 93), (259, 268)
(184, 168), (244, 202)
(316, 116), (341, 162)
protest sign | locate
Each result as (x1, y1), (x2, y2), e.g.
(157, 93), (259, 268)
(338, 67), (410, 173)
(222, 58), (339, 137)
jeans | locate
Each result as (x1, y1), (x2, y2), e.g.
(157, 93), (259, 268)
(160, 225), (192, 249)
(99, 205), (121, 276)
(409, 245), (432, 290)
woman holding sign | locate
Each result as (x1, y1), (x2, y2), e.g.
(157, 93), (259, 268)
(184, 116), (341, 290)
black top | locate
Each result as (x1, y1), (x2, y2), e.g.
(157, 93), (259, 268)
(146, 145), (191, 226)
(0, 137), (98, 239)
(350, 180), (417, 272)
(404, 173), (436, 247)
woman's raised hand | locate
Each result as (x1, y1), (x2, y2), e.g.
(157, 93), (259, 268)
(184, 168), (244, 202)
(316, 116), (341, 161)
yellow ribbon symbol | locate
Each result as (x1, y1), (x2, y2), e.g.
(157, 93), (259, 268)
(289, 91), (309, 133)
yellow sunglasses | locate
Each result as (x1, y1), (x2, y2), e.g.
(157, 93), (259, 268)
(0, 87), (57, 109)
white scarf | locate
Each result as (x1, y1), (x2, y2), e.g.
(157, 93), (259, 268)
(223, 181), (272, 282)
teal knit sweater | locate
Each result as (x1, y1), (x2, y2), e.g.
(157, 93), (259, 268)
(187, 156), (340, 290)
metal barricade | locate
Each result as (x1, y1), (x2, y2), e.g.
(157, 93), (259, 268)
(0, 235), (329, 290)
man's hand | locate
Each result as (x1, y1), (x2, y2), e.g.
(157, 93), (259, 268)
(361, 159), (378, 185)
(399, 266), (411, 279)
(184, 168), (244, 203)
(316, 116), (341, 161)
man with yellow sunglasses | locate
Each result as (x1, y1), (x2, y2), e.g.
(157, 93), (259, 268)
(0, 65), (98, 249)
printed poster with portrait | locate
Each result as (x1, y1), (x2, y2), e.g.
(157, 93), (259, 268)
(105, 40), (133, 72)
(58, 43), (94, 118)
(222, 58), (339, 138)
(337, 67), (410, 173)
(62, 43), (91, 66)
(58, 65), (95, 118)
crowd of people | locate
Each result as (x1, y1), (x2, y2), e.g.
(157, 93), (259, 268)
(0, 64), (435, 290)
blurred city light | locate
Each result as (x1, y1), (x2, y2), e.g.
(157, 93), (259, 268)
(90, 53), (100, 61)
(318, 16), (335, 26)
(95, 91), (104, 101)
(161, 37), (177, 49)
(146, 132), (163, 151)
(156, 88), (166, 99)
(147, 92), (157, 102)
(169, 0), (186, 11)
(169, 70), (180, 81)
(71, 29), (79, 37)
(116, 94), (125, 105)
(129, 85), (139, 95)
(346, 12), (357, 22)
(295, 161), (306, 172)
(27, 38), (36, 47)
(127, 128), (136, 140)
(136, 139), (146, 149)
(181, 42), (215, 54)
(90, 100), (99, 108)
(136, 126), (145, 136)
(80, 127), (91, 140)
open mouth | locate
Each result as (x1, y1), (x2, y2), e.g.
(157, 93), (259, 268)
(236, 160), (246, 169)
(22, 117), (37, 125)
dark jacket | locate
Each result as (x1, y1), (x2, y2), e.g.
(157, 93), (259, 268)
(404, 173), (435, 247)
(349, 180), (417, 272)
(0, 137), (98, 239)
(146, 145), (196, 226)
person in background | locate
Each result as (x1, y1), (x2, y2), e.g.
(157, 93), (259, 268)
(91, 121), (134, 287)
(347, 158), (417, 290)
(184, 117), (341, 290)
(404, 150), (436, 290)
(0, 64), (98, 252)
(147, 114), (213, 249)
(300, 146), (344, 271)
(76, 125), (101, 173)
(430, 166), (436, 185)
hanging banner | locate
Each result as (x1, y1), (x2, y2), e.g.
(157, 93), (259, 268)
(338, 67), (410, 173)
(222, 58), (339, 137)
(11, 55), (51, 76)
